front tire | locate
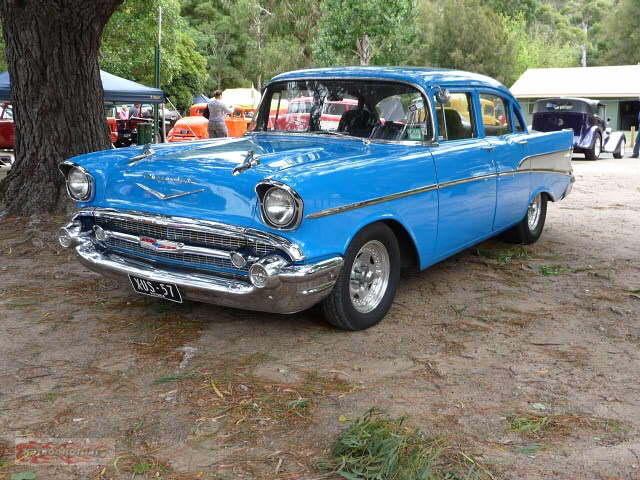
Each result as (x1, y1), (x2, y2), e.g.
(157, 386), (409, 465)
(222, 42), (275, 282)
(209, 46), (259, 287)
(613, 139), (625, 159)
(322, 223), (400, 331)
(502, 193), (547, 245)
(584, 133), (601, 160)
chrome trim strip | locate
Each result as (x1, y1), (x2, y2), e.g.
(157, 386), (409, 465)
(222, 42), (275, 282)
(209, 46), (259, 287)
(306, 183), (439, 219)
(306, 165), (572, 220)
(135, 183), (205, 200)
(517, 148), (573, 169)
(100, 229), (232, 259)
(257, 76), (436, 144)
(78, 208), (306, 262)
(255, 179), (305, 230)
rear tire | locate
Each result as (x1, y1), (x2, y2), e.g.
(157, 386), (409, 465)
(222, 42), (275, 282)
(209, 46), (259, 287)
(502, 193), (547, 245)
(322, 223), (400, 331)
(613, 139), (625, 159)
(584, 133), (601, 160)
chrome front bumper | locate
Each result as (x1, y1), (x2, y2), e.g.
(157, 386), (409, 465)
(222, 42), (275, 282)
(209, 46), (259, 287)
(61, 225), (343, 315)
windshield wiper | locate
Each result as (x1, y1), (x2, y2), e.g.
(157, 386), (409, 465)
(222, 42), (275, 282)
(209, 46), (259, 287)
(317, 130), (370, 144)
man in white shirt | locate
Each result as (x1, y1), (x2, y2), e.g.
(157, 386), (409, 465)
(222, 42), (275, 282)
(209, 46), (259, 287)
(207, 90), (234, 138)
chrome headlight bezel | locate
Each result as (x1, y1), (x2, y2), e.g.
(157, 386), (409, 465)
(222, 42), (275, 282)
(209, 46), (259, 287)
(59, 161), (94, 202)
(256, 180), (303, 230)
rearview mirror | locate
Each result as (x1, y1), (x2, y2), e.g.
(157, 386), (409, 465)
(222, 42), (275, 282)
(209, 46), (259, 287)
(435, 88), (450, 105)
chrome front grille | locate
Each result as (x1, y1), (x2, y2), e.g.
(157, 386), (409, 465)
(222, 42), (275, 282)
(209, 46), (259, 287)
(106, 237), (245, 272)
(94, 217), (275, 257)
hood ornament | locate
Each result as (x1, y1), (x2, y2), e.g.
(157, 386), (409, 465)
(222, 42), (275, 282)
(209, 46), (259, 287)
(128, 144), (155, 166)
(136, 183), (204, 200)
(232, 150), (260, 176)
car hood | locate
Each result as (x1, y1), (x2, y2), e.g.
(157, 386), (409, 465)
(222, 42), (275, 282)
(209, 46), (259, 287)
(75, 134), (370, 227)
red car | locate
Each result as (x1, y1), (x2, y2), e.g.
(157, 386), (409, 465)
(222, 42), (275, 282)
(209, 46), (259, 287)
(268, 97), (358, 131)
(0, 103), (15, 149)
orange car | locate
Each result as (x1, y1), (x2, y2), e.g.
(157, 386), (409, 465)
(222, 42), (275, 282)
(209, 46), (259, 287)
(167, 103), (253, 142)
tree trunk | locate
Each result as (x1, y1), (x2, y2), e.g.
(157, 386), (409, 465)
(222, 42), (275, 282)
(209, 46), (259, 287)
(0, 0), (123, 216)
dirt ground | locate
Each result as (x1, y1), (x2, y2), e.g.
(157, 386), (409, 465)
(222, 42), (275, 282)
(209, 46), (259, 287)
(1, 153), (639, 480)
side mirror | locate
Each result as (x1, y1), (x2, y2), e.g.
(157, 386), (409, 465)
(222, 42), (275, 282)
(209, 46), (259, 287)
(435, 88), (450, 105)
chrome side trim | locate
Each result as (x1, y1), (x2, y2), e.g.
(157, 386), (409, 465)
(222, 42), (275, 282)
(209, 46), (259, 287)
(78, 208), (306, 262)
(306, 183), (439, 219)
(305, 152), (573, 220)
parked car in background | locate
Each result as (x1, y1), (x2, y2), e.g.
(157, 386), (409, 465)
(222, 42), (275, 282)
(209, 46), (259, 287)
(0, 103), (14, 149)
(58, 67), (574, 331)
(167, 103), (254, 142)
(532, 97), (626, 160)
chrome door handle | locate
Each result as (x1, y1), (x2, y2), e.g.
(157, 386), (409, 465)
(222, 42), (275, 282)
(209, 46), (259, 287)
(481, 145), (495, 152)
(516, 139), (528, 145)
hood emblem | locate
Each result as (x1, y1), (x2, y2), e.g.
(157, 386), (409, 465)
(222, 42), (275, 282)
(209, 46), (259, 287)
(136, 183), (205, 200)
(128, 144), (155, 166)
(232, 150), (260, 176)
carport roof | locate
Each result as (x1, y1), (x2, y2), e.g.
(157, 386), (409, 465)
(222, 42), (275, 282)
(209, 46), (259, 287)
(510, 65), (640, 99)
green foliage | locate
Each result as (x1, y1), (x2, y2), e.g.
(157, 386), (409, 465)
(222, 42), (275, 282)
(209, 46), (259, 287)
(313, 0), (417, 66)
(597, 0), (640, 65)
(100, 0), (207, 109)
(416, 0), (517, 85)
(320, 408), (495, 480)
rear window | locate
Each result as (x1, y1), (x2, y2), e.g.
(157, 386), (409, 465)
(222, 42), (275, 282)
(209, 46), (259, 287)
(533, 100), (594, 115)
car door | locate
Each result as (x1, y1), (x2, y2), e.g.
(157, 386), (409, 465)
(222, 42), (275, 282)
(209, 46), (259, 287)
(478, 92), (531, 231)
(430, 91), (497, 257)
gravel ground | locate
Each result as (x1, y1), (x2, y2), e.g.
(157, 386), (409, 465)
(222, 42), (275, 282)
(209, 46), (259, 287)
(0, 153), (639, 480)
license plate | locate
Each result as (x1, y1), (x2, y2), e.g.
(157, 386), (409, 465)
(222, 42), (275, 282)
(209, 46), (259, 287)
(129, 275), (182, 303)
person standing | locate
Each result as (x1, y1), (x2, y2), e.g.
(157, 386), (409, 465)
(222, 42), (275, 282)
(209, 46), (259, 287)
(119, 105), (129, 121)
(632, 109), (640, 158)
(207, 90), (234, 138)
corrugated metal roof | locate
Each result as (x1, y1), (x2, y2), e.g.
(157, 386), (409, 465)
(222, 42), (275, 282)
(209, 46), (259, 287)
(510, 65), (640, 99)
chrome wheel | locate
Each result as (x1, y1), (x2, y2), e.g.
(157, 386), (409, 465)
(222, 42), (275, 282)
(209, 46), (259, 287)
(527, 194), (542, 231)
(349, 240), (390, 314)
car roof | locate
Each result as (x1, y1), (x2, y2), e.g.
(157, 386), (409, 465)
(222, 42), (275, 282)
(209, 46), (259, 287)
(268, 66), (513, 98)
(534, 97), (602, 107)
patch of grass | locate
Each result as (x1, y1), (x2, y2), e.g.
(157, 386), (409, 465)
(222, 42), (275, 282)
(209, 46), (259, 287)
(476, 245), (529, 264)
(193, 366), (355, 441)
(152, 371), (198, 384)
(508, 413), (628, 441)
(319, 408), (496, 480)
(539, 265), (570, 276)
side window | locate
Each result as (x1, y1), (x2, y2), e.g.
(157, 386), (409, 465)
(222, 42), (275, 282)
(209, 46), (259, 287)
(480, 93), (511, 137)
(436, 92), (475, 141)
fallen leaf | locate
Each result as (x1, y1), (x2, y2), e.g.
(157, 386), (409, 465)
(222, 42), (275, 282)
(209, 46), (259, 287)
(338, 415), (350, 422)
(531, 403), (547, 411)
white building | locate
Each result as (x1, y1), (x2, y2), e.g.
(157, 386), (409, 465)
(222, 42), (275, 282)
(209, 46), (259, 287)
(510, 65), (640, 130)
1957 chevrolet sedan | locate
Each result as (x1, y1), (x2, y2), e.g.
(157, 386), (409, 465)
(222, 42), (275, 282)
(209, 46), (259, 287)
(58, 67), (574, 331)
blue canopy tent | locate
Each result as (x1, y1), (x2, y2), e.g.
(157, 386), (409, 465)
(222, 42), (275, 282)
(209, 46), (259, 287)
(0, 70), (165, 104)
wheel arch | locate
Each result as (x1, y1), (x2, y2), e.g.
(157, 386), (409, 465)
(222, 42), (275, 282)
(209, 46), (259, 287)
(342, 215), (421, 271)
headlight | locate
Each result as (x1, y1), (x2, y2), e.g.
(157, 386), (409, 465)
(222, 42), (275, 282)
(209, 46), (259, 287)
(256, 181), (303, 230)
(59, 163), (94, 202)
(264, 187), (295, 226)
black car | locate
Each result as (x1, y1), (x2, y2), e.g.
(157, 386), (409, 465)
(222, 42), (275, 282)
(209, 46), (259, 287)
(532, 97), (626, 160)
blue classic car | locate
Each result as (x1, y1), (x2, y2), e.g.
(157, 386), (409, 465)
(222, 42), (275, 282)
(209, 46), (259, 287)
(532, 97), (626, 160)
(58, 67), (574, 330)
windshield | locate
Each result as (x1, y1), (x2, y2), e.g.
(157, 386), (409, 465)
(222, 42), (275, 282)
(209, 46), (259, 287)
(253, 79), (432, 142)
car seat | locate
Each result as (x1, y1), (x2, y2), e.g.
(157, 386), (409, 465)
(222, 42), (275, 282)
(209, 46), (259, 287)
(337, 109), (377, 137)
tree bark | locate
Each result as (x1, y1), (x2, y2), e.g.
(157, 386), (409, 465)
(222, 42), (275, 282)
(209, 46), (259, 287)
(0, 0), (123, 215)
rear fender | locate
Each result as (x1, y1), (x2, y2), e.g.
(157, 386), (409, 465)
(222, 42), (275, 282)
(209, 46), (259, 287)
(602, 131), (625, 153)
(577, 126), (599, 150)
